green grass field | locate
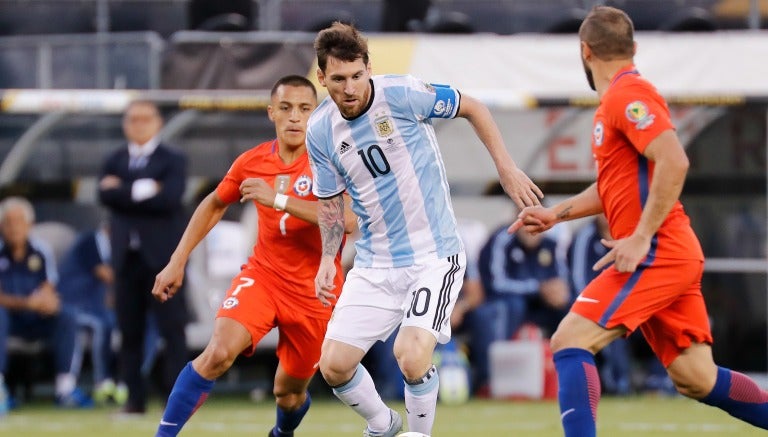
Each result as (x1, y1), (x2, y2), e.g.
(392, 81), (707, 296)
(0, 395), (765, 437)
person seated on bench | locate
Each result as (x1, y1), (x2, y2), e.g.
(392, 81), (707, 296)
(0, 196), (92, 408)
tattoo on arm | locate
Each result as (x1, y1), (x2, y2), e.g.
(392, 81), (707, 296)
(556, 206), (572, 220)
(318, 196), (345, 257)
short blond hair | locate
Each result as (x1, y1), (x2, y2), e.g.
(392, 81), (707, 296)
(579, 6), (635, 61)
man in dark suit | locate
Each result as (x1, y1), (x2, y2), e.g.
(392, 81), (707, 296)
(98, 100), (189, 415)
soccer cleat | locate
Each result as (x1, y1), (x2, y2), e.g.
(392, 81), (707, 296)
(56, 387), (95, 408)
(268, 427), (294, 437)
(363, 409), (403, 437)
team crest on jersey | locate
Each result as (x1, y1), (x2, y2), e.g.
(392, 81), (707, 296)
(222, 297), (239, 309)
(537, 248), (553, 267)
(27, 254), (42, 272)
(511, 247), (525, 263)
(374, 116), (394, 138)
(293, 175), (312, 197)
(593, 121), (604, 146)
(625, 100), (655, 130)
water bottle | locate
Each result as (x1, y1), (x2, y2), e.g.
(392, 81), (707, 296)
(435, 339), (470, 405)
(0, 375), (9, 417)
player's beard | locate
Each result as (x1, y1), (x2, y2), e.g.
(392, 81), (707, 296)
(339, 102), (360, 118)
(583, 60), (596, 91)
(581, 59), (597, 91)
(338, 85), (370, 118)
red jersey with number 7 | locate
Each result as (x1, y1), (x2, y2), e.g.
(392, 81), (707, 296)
(216, 139), (344, 318)
(592, 65), (703, 261)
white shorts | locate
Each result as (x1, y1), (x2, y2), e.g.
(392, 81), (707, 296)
(325, 252), (466, 352)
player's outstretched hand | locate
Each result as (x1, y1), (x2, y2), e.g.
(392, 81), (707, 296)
(500, 167), (544, 209)
(508, 205), (556, 235)
(152, 263), (185, 303)
(239, 178), (275, 206)
(314, 257), (338, 308)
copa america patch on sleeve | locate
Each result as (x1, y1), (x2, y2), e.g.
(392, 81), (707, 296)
(430, 85), (459, 119)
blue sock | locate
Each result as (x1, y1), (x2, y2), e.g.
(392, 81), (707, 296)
(700, 366), (768, 429)
(155, 362), (215, 437)
(553, 348), (600, 437)
(271, 392), (311, 437)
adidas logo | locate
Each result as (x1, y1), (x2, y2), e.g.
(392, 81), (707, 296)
(339, 141), (352, 154)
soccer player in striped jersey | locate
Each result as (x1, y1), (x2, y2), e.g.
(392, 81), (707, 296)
(306, 22), (542, 436)
(513, 6), (768, 436)
(152, 75), (356, 437)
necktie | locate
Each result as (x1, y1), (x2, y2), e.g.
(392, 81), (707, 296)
(129, 155), (148, 170)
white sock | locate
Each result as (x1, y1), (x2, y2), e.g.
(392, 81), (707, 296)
(404, 365), (439, 434)
(55, 373), (76, 396)
(333, 364), (392, 431)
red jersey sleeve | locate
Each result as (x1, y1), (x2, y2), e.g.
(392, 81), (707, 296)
(604, 80), (675, 154)
(215, 155), (246, 204)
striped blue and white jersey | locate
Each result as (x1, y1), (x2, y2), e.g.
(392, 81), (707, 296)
(307, 74), (463, 268)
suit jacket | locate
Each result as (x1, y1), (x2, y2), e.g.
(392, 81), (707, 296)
(98, 143), (188, 271)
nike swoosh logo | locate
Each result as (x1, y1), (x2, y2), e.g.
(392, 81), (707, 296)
(561, 408), (576, 420)
(575, 295), (600, 303)
(160, 420), (178, 426)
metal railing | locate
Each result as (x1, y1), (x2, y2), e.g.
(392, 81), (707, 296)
(0, 32), (164, 89)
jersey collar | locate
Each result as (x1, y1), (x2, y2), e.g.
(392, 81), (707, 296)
(609, 64), (639, 89)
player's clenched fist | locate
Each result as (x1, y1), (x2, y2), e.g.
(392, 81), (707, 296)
(314, 257), (338, 307)
(152, 262), (184, 302)
(239, 178), (275, 206)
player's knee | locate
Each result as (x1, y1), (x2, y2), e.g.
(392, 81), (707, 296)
(319, 356), (353, 386)
(274, 391), (304, 411)
(549, 327), (573, 353)
(668, 366), (717, 399)
(667, 346), (718, 399)
(671, 378), (712, 399)
(394, 344), (433, 381)
(196, 342), (237, 378)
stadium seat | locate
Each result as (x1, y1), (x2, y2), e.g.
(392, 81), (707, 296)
(420, 10), (475, 34)
(0, 0), (96, 36)
(660, 7), (718, 32)
(305, 10), (355, 32)
(604, 0), (718, 31)
(279, 0), (380, 32)
(187, 0), (255, 31)
(196, 13), (251, 32)
(107, 0), (189, 38)
(544, 8), (588, 34)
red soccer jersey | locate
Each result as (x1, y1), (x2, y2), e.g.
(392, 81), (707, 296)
(592, 65), (703, 261)
(216, 140), (344, 318)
